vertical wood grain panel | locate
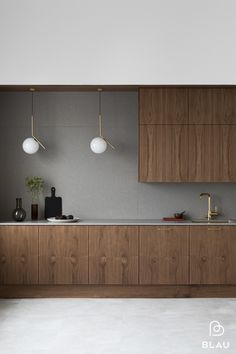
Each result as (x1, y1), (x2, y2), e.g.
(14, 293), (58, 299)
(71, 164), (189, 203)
(189, 88), (236, 124)
(39, 226), (88, 284)
(0, 226), (39, 284)
(221, 125), (236, 181)
(189, 125), (236, 181)
(139, 125), (188, 182)
(89, 226), (139, 284)
(189, 125), (221, 181)
(139, 88), (188, 124)
(139, 226), (189, 285)
(190, 226), (236, 284)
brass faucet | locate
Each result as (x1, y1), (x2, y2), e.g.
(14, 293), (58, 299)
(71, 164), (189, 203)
(200, 193), (219, 221)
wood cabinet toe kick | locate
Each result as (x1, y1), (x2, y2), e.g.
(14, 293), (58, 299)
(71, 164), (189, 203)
(0, 225), (236, 298)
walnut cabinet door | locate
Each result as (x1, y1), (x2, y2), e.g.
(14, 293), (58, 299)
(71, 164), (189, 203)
(139, 125), (189, 182)
(189, 125), (236, 182)
(139, 226), (189, 285)
(0, 226), (39, 284)
(190, 226), (236, 284)
(39, 226), (88, 284)
(139, 88), (188, 124)
(89, 226), (139, 284)
(189, 88), (236, 124)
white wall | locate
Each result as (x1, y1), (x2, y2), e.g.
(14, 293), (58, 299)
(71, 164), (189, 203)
(0, 0), (236, 84)
(1, 91), (236, 221)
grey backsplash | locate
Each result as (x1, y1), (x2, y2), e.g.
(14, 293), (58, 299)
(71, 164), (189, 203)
(0, 91), (236, 221)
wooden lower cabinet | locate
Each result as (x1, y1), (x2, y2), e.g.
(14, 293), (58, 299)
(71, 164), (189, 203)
(190, 226), (236, 284)
(0, 226), (38, 284)
(2, 224), (236, 292)
(139, 226), (189, 285)
(39, 226), (88, 284)
(89, 226), (139, 284)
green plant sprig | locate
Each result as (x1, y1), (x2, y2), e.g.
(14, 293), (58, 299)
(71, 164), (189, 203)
(26, 176), (44, 203)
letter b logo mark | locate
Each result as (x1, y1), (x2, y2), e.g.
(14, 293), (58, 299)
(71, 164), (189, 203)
(209, 321), (224, 337)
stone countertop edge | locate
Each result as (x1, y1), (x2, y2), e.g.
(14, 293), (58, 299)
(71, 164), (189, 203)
(0, 219), (236, 226)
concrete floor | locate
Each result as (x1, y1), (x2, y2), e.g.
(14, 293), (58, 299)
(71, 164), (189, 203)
(0, 299), (235, 354)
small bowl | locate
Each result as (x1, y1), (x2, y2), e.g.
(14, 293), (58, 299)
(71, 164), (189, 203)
(174, 211), (185, 219)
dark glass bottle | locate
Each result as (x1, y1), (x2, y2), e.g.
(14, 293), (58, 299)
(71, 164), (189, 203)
(12, 198), (26, 222)
(31, 204), (38, 220)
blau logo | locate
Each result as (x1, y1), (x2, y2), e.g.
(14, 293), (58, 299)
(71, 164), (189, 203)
(202, 321), (230, 350)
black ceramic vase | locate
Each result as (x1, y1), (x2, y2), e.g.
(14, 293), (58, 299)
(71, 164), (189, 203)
(12, 198), (26, 222)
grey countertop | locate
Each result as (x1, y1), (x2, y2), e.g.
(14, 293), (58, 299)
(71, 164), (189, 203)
(0, 219), (236, 226)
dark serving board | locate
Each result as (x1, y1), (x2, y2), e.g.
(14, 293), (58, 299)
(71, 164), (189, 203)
(45, 187), (62, 219)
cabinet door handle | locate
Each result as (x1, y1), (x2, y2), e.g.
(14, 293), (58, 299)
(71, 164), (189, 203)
(207, 228), (222, 231)
(156, 228), (173, 231)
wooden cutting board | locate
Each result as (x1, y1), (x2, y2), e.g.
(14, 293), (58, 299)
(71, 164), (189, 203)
(44, 187), (62, 219)
(162, 217), (185, 221)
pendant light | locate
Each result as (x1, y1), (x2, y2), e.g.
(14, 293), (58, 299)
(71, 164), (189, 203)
(90, 89), (115, 154)
(22, 88), (46, 154)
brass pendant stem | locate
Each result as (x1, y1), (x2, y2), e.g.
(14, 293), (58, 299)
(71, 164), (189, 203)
(99, 114), (102, 137)
(29, 89), (46, 150)
(31, 115), (34, 136)
(96, 88), (115, 150)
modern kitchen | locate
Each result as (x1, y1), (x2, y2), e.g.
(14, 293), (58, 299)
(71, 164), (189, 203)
(0, 1), (236, 354)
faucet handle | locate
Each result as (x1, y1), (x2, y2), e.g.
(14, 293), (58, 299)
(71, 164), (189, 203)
(210, 206), (220, 217)
(210, 210), (219, 217)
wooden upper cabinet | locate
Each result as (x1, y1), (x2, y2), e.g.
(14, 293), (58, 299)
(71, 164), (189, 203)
(139, 124), (188, 182)
(190, 226), (236, 284)
(139, 88), (188, 124)
(139, 87), (236, 183)
(189, 88), (236, 124)
(89, 226), (139, 285)
(189, 125), (236, 182)
(39, 226), (88, 284)
(139, 226), (189, 285)
(0, 226), (38, 285)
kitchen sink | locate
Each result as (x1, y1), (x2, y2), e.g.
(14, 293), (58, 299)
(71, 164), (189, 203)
(191, 219), (234, 224)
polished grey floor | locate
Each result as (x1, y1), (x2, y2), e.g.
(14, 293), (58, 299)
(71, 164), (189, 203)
(0, 299), (235, 354)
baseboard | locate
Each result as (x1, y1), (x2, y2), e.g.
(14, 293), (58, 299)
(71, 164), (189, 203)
(1, 285), (236, 298)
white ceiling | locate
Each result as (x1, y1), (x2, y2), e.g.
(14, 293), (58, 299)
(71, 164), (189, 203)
(0, 0), (235, 84)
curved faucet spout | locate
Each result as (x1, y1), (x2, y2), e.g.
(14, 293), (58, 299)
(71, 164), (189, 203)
(200, 192), (212, 220)
(200, 192), (211, 198)
(199, 192), (219, 221)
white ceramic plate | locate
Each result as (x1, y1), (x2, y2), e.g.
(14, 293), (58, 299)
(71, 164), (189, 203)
(47, 217), (80, 223)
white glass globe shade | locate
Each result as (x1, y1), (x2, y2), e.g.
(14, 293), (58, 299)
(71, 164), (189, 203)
(22, 137), (39, 154)
(90, 137), (107, 154)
